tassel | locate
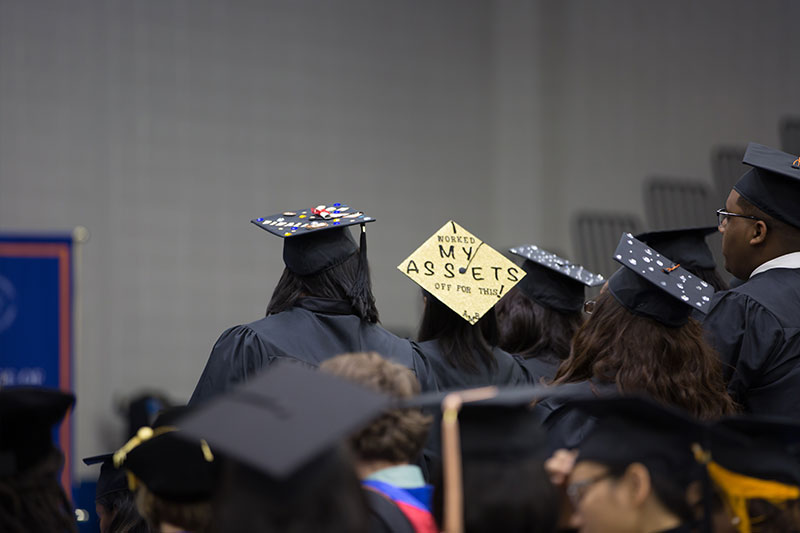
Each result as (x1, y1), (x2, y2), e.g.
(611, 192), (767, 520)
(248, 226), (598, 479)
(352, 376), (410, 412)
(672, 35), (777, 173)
(347, 223), (376, 321)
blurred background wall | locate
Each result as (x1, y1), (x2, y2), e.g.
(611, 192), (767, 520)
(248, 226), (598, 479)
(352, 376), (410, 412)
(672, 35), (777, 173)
(1, 0), (798, 478)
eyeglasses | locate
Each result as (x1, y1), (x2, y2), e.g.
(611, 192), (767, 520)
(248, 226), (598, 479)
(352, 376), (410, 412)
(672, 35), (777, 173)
(583, 300), (596, 314)
(716, 208), (761, 228)
(566, 472), (613, 507)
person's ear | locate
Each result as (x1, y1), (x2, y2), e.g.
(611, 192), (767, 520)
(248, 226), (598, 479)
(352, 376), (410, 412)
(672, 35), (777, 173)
(750, 220), (768, 245)
(621, 463), (652, 507)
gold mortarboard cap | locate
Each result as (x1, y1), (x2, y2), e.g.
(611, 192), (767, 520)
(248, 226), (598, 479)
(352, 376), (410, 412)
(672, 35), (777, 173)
(397, 220), (525, 325)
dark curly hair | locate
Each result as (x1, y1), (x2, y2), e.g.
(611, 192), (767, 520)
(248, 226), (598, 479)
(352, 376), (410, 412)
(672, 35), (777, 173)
(495, 286), (584, 360)
(553, 290), (737, 419)
(320, 352), (432, 463)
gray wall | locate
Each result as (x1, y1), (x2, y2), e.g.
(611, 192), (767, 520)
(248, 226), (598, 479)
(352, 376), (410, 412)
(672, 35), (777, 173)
(1, 0), (798, 477)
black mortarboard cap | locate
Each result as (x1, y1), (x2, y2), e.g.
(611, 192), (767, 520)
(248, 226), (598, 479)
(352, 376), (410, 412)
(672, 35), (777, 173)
(251, 203), (375, 275)
(409, 384), (592, 532)
(710, 415), (800, 486)
(407, 384), (592, 458)
(0, 387), (74, 476)
(177, 361), (390, 479)
(83, 453), (128, 501)
(571, 396), (703, 483)
(608, 233), (715, 326)
(509, 245), (605, 313)
(735, 143), (800, 229)
(634, 226), (719, 271)
(120, 430), (217, 502)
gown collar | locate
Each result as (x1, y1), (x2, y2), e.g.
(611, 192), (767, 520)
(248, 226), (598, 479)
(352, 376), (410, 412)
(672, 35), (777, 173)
(294, 297), (355, 316)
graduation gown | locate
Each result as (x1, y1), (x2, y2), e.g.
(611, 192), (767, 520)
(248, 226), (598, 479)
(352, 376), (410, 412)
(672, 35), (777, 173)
(416, 340), (532, 390)
(364, 489), (416, 533)
(532, 380), (619, 451)
(517, 350), (562, 384)
(703, 268), (800, 416)
(190, 297), (438, 403)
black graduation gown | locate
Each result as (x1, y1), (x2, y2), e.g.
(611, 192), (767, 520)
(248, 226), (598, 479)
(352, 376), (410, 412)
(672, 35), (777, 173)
(190, 297), (439, 403)
(416, 340), (532, 390)
(532, 380), (619, 451)
(703, 268), (800, 416)
(363, 489), (415, 533)
(517, 350), (562, 384)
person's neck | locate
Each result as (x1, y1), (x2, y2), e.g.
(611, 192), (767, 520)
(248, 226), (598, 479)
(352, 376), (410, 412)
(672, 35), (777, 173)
(637, 498), (682, 533)
(160, 523), (190, 533)
(355, 459), (405, 479)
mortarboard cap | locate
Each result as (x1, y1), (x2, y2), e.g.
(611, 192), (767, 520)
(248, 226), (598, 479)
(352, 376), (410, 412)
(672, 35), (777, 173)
(0, 387), (74, 476)
(634, 226), (719, 271)
(397, 221), (526, 325)
(697, 416), (800, 532)
(408, 384), (590, 533)
(83, 453), (128, 501)
(608, 233), (715, 326)
(735, 143), (800, 229)
(116, 429), (218, 503)
(709, 415), (800, 487)
(570, 396), (704, 484)
(176, 361), (390, 480)
(251, 203), (375, 276)
(509, 245), (604, 313)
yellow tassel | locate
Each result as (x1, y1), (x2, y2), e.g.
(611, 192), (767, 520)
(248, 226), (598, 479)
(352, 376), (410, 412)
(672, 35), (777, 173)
(113, 425), (178, 468)
(693, 444), (799, 533)
(200, 439), (214, 462)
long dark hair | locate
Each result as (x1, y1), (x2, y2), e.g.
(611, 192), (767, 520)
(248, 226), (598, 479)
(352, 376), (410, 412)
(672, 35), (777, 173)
(553, 290), (737, 419)
(211, 447), (368, 533)
(266, 253), (379, 323)
(0, 448), (78, 533)
(432, 457), (558, 533)
(96, 490), (152, 533)
(417, 290), (498, 373)
(495, 286), (584, 360)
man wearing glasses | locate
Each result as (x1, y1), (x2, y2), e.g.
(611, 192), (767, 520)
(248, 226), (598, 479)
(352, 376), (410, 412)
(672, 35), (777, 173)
(703, 142), (800, 417)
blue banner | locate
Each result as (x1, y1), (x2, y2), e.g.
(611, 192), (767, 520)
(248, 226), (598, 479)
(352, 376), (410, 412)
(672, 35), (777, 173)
(0, 234), (74, 488)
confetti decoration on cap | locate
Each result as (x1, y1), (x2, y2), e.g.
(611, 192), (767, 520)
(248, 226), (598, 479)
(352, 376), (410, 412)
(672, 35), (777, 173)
(250, 204), (374, 238)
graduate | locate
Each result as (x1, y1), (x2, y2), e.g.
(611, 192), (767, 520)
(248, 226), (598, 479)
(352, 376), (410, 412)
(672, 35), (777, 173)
(555, 396), (706, 533)
(190, 203), (438, 403)
(83, 453), (151, 533)
(703, 143), (800, 417)
(0, 387), (77, 533)
(112, 406), (218, 533)
(320, 352), (437, 533)
(405, 385), (559, 533)
(701, 415), (800, 532)
(397, 220), (530, 390)
(537, 233), (736, 448)
(178, 361), (396, 533)
(497, 245), (604, 382)
(635, 226), (729, 293)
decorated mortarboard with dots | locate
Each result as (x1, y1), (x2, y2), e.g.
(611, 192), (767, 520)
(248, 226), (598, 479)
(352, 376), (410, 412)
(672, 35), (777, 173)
(250, 203), (374, 238)
(612, 233), (714, 314)
(509, 245), (605, 287)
